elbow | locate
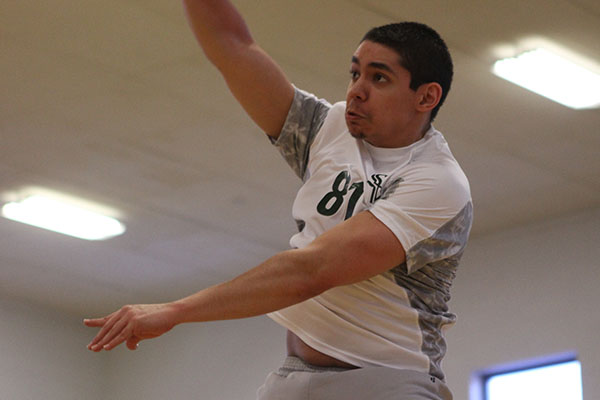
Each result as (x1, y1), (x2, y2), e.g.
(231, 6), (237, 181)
(204, 37), (250, 68)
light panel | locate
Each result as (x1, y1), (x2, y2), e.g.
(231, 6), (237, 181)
(493, 47), (600, 109)
(2, 194), (125, 240)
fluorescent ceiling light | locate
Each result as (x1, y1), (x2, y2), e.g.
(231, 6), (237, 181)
(2, 194), (125, 240)
(493, 47), (600, 109)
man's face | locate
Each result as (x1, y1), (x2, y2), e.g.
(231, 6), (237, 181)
(345, 40), (421, 148)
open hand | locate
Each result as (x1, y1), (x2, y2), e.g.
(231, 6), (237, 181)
(84, 303), (178, 351)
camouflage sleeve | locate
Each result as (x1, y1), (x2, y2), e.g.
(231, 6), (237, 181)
(271, 87), (331, 179)
(369, 164), (473, 274)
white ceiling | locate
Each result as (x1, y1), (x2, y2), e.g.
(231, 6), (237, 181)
(2, 0), (599, 316)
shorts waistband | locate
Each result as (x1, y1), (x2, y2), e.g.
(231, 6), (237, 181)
(279, 356), (357, 375)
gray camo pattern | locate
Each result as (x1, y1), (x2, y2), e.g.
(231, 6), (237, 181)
(392, 201), (473, 380)
(272, 88), (331, 179)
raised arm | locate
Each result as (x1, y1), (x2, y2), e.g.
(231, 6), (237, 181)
(183, 0), (294, 137)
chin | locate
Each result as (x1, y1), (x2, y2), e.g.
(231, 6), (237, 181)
(349, 131), (365, 140)
(347, 126), (366, 140)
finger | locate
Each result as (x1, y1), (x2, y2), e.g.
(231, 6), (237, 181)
(88, 319), (116, 350)
(126, 336), (141, 351)
(84, 310), (118, 328)
(92, 316), (130, 351)
(85, 311), (119, 349)
(103, 325), (133, 351)
(87, 311), (123, 350)
(83, 317), (107, 327)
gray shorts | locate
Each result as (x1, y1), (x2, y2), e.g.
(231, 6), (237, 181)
(257, 357), (453, 400)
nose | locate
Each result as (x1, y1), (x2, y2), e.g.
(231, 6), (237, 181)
(347, 77), (368, 102)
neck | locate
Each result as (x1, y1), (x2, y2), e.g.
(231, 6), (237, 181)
(367, 121), (431, 149)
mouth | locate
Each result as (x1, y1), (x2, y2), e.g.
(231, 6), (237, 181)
(345, 109), (365, 120)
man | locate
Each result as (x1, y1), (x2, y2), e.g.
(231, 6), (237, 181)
(85, 1), (472, 399)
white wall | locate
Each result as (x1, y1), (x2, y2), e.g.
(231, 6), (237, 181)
(444, 208), (600, 400)
(2, 207), (598, 400)
(104, 316), (286, 400)
(0, 297), (106, 400)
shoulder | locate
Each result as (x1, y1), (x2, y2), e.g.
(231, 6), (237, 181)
(286, 87), (332, 128)
(375, 131), (471, 220)
(408, 129), (471, 205)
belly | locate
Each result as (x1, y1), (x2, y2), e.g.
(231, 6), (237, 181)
(286, 330), (358, 369)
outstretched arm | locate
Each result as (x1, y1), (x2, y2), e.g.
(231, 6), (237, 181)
(84, 211), (406, 351)
(183, 0), (294, 137)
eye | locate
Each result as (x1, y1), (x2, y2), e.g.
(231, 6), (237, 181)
(349, 69), (360, 81)
(373, 73), (388, 83)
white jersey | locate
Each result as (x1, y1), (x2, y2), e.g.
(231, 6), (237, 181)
(268, 88), (473, 381)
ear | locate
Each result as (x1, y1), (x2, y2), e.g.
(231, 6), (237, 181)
(415, 82), (443, 113)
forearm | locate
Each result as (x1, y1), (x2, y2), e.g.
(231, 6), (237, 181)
(182, 0), (293, 136)
(170, 248), (327, 324)
(182, 0), (254, 66)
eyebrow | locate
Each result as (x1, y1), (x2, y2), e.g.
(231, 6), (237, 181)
(351, 56), (396, 75)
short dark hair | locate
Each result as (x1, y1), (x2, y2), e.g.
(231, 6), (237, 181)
(362, 22), (453, 122)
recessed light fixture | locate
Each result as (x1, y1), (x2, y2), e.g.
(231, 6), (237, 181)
(493, 47), (600, 109)
(1, 191), (126, 241)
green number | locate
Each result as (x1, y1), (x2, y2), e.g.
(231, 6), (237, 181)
(317, 171), (350, 216)
(344, 182), (364, 220)
(316, 171), (364, 218)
